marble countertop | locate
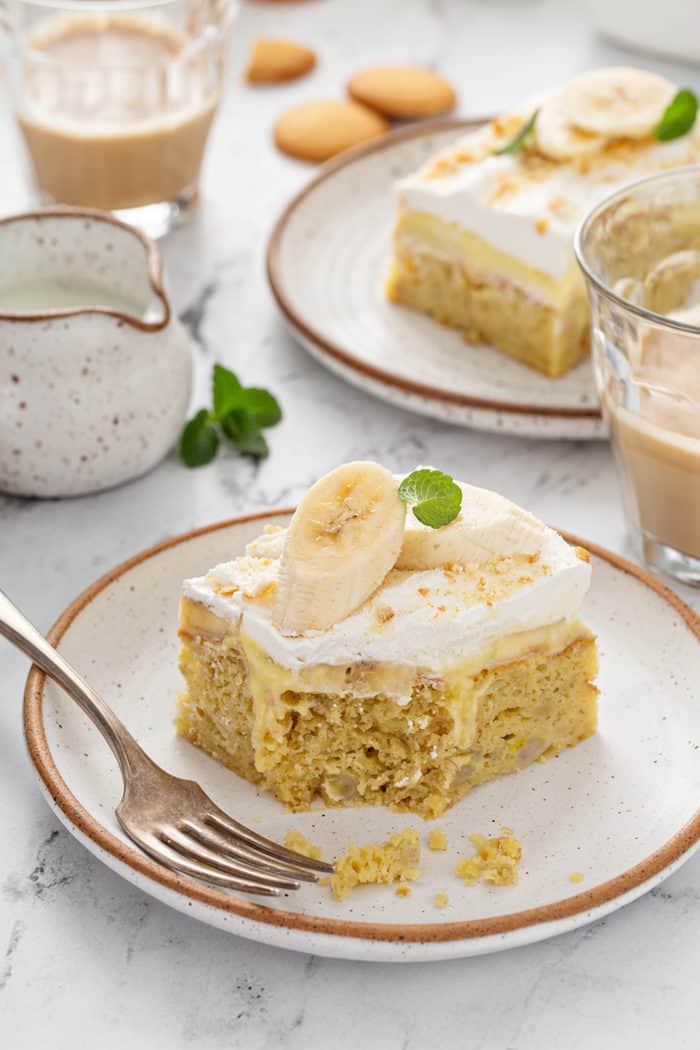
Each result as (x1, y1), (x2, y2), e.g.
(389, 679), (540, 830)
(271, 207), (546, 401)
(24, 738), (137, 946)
(1, 1), (698, 1046)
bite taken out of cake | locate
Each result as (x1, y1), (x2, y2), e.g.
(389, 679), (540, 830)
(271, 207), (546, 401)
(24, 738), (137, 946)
(387, 68), (700, 377)
(176, 463), (599, 819)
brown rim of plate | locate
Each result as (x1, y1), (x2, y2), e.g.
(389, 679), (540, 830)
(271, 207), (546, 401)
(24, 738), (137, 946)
(266, 117), (602, 422)
(0, 207), (170, 332)
(24, 509), (700, 944)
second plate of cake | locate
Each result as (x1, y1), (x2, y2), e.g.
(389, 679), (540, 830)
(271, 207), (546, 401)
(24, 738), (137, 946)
(23, 464), (700, 961)
(268, 68), (700, 440)
(268, 118), (604, 440)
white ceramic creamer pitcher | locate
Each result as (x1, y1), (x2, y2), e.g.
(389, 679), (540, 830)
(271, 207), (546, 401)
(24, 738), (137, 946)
(0, 208), (192, 497)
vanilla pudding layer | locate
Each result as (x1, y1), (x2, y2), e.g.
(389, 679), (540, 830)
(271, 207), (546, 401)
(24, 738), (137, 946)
(390, 214), (583, 307)
(179, 596), (591, 700)
(176, 486), (598, 818)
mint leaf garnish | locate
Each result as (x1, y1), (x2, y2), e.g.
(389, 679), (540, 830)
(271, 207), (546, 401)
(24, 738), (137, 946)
(180, 409), (220, 467)
(654, 89), (698, 142)
(212, 366), (281, 426)
(222, 409), (270, 459)
(179, 365), (281, 467)
(237, 388), (282, 428)
(398, 469), (462, 528)
(212, 363), (242, 420)
(493, 110), (538, 156)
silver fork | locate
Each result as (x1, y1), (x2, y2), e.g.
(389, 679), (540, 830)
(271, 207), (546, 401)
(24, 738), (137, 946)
(1, 590), (334, 896)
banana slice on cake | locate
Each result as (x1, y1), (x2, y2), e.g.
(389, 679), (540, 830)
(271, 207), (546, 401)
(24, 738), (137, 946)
(397, 485), (541, 571)
(273, 462), (406, 633)
(560, 67), (675, 139)
(535, 94), (606, 161)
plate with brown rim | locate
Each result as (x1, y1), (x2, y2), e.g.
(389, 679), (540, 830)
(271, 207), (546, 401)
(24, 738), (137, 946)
(267, 118), (605, 441)
(24, 511), (700, 962)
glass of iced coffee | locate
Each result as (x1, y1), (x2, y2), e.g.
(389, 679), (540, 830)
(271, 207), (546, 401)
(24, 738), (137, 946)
(2, 0), (237, 236)
(576, 167), (700, 585)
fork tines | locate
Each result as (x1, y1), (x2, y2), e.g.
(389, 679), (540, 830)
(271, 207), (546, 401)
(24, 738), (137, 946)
(123, 802), (334, 897)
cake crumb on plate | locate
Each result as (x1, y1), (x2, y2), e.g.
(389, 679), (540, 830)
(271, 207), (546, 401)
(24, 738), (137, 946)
(434, 891), (449, 909)
(569, 871), (585, 884)
(428, 828), (448, 851)
(327, 828), (420, 900)
(455, 828), (522, 886)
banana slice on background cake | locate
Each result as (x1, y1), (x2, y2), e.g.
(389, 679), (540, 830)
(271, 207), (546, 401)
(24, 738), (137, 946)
(560, 67), (675, 139)
(535, 95), (606, 161)
(273, 461), (406, 634)
(535, 67), (676, 161)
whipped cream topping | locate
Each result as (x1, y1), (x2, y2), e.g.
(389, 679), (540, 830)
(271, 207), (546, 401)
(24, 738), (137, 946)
(396, 101), (700, 280)
(182, 484), (591, 672)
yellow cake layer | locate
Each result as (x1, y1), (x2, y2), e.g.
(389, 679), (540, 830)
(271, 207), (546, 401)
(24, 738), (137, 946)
(387, 211), (589, 378)
(176, 599), (599, 819)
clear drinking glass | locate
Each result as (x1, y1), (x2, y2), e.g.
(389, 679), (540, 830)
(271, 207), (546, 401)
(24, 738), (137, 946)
(575, 166), (700, 586)
(1, 0), (237, 237)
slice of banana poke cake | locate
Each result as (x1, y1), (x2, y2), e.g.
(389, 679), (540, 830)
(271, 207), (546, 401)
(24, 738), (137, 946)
(177, 463), (598, 818)
(387, 67), (700, 376)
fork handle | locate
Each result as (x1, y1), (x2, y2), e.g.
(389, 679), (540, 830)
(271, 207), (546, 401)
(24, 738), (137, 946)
(0, 588), (148, 780)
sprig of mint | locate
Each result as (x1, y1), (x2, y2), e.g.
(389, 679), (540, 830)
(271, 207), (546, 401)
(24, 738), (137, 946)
(654, 88), (698, 142)
(493, 110), (539, 156)
(398, 469), (462, 529)
(180, 364), (282, 467)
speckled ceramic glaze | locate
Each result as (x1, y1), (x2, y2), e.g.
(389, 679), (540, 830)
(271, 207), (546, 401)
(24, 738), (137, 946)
(23, 513), (700, 962)
(0, 209), (192, 497)
(267, 121), (606, 441)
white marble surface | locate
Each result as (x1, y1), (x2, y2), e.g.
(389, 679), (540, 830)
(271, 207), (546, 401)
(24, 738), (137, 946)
(1, 1), (699, 1046)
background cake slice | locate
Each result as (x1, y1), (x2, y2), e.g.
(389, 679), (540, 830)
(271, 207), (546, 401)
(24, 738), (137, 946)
(177, 463), (598, 818)
(387, 67), (700, 377)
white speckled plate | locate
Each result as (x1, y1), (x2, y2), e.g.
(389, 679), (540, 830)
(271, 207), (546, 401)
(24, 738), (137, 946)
(24, 512), (699, 962)
(267, 119), (605, 441)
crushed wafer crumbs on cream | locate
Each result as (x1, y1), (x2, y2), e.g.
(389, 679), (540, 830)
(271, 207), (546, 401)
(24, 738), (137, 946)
(327, 829), (421, 901)
(569, 871), (585, 884)
(207, 554), (278, 600)
(455, 828), (522, 887)
(375, 605), (395, 625)
(395, 884), (411, 897)
(283, 828), (322, 861)
(434, 891), (449, 909)
(428, 828), (448, 852)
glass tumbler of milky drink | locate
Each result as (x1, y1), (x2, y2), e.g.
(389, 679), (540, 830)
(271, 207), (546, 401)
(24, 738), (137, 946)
(1, 0), (237, 237)
(575, 167), (700, 585)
